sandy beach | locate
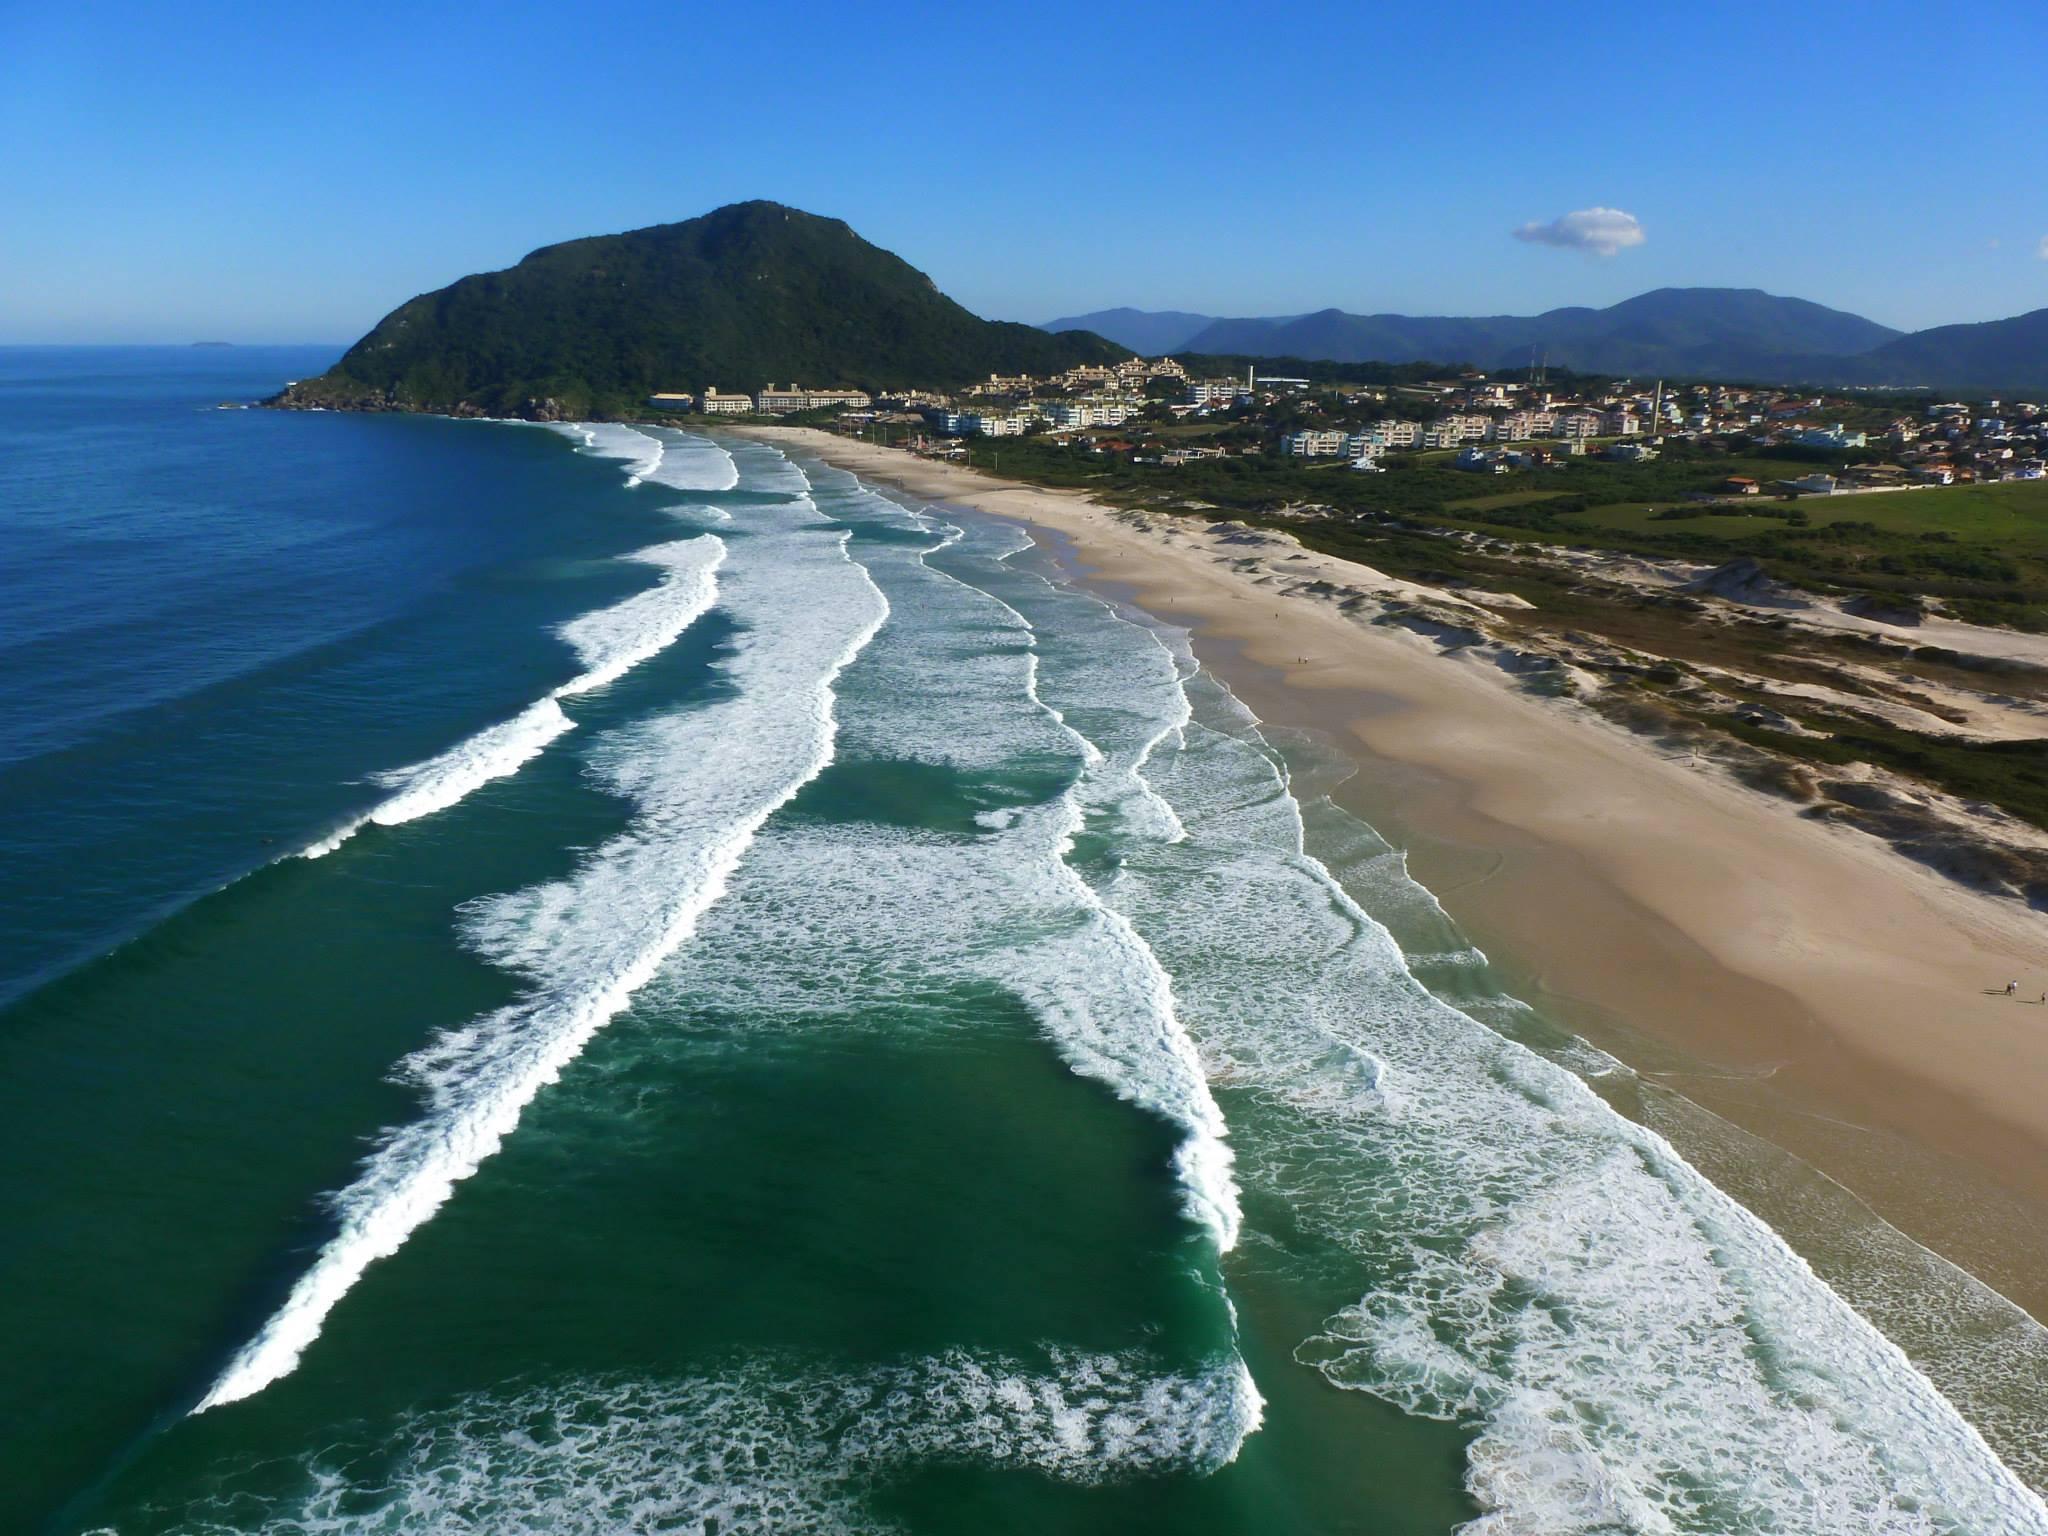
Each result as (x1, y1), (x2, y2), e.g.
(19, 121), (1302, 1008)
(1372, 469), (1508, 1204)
(747, 424), (2048, 1321)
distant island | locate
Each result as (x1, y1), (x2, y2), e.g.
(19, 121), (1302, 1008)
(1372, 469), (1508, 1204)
(191, 341), (235, 348)
(272, 202), (1128, 420)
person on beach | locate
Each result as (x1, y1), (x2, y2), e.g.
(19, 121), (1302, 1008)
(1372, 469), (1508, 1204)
(2009, 980), (2021, 996)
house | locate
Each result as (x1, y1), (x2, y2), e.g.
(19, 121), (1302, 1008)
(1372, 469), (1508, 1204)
(1604, 441), (1657, 462)
(1782, 473), (1838, 495)
(1913, 466), (1956, 485)
(1720, 476), (1761, 495)
(1454, 447), (1508, 473)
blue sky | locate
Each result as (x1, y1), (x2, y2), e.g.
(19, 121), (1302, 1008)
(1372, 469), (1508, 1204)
(3, 0), (2044, 343)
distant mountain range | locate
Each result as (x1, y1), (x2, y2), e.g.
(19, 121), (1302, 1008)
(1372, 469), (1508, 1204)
(1043, 291), (2048, 395)
(276, 202), (1129, 418)
(272, 201), (2048, 418)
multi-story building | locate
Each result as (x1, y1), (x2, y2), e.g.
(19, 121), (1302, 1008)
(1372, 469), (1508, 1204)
(755, 384), (873, 414)
(1058, 365), (1117, 391)
(701, 388), (754, 414)
(1554, 409), (1603, 439)
(1423, 415), (1488, 449)
(1488, 410), (1557, 442)
(963, 412), (1029, 437)
(646, 391), (695, 411)
(1047, 401), (1134, 429)
(1602, 410), (1642, 436)
(1365, 419), (1421, 449)
(1185, 379), (1250, 407)
(1282, 429), (1350, 457)
(1114, 356), (1185, 384)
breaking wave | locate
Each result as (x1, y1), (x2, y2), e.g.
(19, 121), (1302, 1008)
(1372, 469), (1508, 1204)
(200, 472), (879, 1409)
(300, 536), (725, 858)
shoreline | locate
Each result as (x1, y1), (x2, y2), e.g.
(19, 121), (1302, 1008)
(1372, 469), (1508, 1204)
(741, 423), (2048, 1327)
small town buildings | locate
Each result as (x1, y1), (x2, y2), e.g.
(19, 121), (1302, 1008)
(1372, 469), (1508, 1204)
(701, 388), (755, 414)
(1791, 423), (1867, 450)
(646, 391), (695, 411)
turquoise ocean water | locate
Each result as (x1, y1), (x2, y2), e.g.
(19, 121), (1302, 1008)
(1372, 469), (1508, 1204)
(3, 349), (2046, 1534)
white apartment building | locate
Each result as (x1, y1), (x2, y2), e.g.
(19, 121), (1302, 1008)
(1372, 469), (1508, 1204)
(755, 384), (873, 414)
(1602, 410), (1642, 436)
(963, 413), (1029, 437)
(1423, 414), (1489, 449)
(1282, 429), (1350, 457)
(1365, 419), (1420, 448)
(1555, 409), (1603, 439)
(1047, 401), (1135, 429)
(1488, 410), (1558, 442)
(1185, 379), (1249, 407)
(701, 388), (755, 414)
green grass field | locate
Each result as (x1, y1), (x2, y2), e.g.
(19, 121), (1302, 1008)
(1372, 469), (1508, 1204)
(1444, 490), (1575, 512)
(1561, 478), (2048, 550)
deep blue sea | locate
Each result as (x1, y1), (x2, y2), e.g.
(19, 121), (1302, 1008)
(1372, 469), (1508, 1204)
(2, 348), (2045, 1535)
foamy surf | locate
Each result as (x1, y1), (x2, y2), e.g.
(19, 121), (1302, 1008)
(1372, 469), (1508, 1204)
(176, 1350), (1261, 1534)
(298, 535), (725, 858)
(548, 422), (739, 492)
(547, 422), (663, 486)
(866, 504), (2048, 1534)
(199, 470), (880, 1411)
(779, 465), (1240, 1254)
(1090, 668), (2048, 1533)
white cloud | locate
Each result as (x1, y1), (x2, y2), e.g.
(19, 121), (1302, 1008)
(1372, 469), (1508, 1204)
(1513, 207), (1646, 257)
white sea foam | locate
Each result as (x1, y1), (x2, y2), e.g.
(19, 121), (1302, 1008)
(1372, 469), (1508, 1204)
(545, 423), (740, 493)
(641, 426), (741, 493)
(299, 699), (576, 858)
(1019, 624), (2048, 1533)
(172, 1350), (1261, 1535)
(547, 422), (666, 486)
(298, 536), (725, 858)
(199, 468), (880, 1410)
(724, 462), (1239, 1251)
(553, 537), (726, 695)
